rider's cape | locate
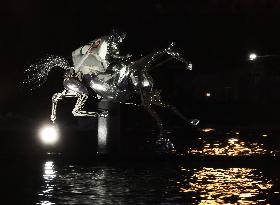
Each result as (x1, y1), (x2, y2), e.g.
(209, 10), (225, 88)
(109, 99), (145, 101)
(72, 37), (109, 75)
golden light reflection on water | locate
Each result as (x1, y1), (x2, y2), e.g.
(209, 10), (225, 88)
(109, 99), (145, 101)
(201, 128), (216, 133)
(188, 137), (268, 156)
(178, 167), (273, 204)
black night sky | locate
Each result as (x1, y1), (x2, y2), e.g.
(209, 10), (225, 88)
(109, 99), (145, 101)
(2, 0), (280, 128)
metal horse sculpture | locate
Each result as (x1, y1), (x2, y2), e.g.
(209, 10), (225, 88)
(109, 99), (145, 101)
(23, 32), (199, 147)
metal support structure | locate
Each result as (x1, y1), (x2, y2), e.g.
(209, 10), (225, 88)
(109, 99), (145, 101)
(97, 100), (120, 155)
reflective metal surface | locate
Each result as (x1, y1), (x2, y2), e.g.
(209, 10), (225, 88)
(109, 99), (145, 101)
(23, 31), (198, 151)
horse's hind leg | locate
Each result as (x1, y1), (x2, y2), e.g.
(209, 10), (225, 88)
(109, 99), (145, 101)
(72, 94), (100, 117)
(153, 101), (199, 126)
(51, 90), (68, 123)
(144, 105), (175, 152)
(144, 105), (165, 136)
(63, 77), (100, 117)
(140, 89), (175, 152)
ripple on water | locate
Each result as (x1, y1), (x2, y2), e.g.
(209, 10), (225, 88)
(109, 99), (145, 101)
(37, 160), (280, 205)
(177, 167), (276, 204)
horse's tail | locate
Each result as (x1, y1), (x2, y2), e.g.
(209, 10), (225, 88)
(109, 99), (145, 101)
(166, 42), (192, 70)
(22, 55), (71, 91)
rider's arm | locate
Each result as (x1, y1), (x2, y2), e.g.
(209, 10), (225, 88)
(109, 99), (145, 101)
(72, 44), (94, 71)
(72, 45), (91, 57)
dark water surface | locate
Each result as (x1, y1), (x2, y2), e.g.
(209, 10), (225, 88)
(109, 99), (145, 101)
(2, 130), (280, 205)
(5, 157), (278, 205)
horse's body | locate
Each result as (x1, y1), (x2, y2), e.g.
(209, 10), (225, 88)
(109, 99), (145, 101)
(23, 32), (198, 149)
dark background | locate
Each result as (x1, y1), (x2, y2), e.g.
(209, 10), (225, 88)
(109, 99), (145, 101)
(1, 0), (280, 151)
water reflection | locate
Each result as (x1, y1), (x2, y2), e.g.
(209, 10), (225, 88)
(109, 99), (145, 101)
(188, 137), (269, 156)
(36, 164), (184, 204)
(178, 167), (273, 204)
(34, 161), (280, 205)
(37, 161), (57, 205)
(53, 166), (136, 204)
(201, 128), (216, 133)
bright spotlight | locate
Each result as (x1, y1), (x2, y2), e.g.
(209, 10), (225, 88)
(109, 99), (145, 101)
(249, 53), (257, 61)
(39, 125), (59, 145)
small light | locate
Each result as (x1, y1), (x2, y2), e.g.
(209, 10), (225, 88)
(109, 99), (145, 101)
(206, 92), (211, 97)
(39, 125), (59, 145)
(249, 53), (257, 61)
(262, 134), (268, 137)
(201, 128), (215, 133)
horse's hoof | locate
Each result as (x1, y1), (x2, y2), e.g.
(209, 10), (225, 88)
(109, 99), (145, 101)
(187, 63), (192, 70)
(99, 111), (109, 118)
(50, 115), (56, 123)
(155, 137), (175, 154)
(190, 119), (200, 126)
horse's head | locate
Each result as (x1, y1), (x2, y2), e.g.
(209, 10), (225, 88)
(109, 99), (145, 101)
(107, 30), (126, 56)
(110, 30), (126, 43)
